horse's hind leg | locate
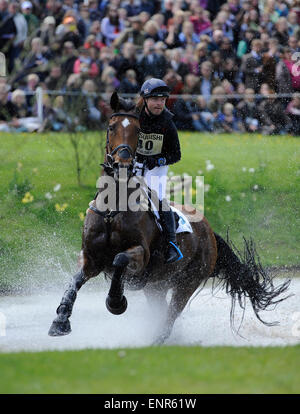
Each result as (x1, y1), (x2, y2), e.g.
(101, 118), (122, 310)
(153, 281), (199, 345)
(48, 268), (89, 336)
(144, 283), (168, 320)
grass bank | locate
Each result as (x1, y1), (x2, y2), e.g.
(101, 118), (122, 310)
(0, 346), (299, 394)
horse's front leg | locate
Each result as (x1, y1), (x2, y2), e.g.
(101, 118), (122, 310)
(48, 254), (102, 337)
(48, 269), (88, 336)
(106, 245), (148, 315)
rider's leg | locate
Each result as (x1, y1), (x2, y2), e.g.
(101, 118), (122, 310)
(159, 198), (183, 264)
(144, 166), (183, 264)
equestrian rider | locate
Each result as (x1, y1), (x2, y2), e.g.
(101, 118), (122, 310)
(134, 78), (183, 264)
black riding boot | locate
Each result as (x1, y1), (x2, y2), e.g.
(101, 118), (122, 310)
(159, 209), (183, 264)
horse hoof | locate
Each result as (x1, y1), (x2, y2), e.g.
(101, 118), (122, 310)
(48, 319), (71, 336)
(106, 295), (127, 315)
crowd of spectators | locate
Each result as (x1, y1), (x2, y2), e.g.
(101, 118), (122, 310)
(0, 0), (300, 135)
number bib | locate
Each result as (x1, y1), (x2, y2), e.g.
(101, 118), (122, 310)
(136, 132), (164, 156)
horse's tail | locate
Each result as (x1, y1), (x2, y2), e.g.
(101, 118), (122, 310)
(211, 232), (291, 332)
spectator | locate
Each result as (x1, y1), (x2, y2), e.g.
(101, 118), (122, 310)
(286, 92), (300, 135)
(287, 11), (299, 36)
(110, 41), (140, 82)
(122, 0), (142, 18)
(118, 69), (139, 94)
(163, 68), (184, 110)
(84, 34), (105, 52)
(101, 4), (125, 46)
(276, 46), (294, 106)
(219, 37), (236, 61)
(0, 0), (8, 22)
(208, 85), (227, 126)
(58, 41), (78, 78)
(0, 2), (27, 72)
(113, 15), (145, 52)
(9, 88), (41, 132)
(194, 42), (208, 68)
(78, 2), (93, 40)
(78, 79), (102, 129)
(236, 88), (261, 133)
(258, 85), (291, 135)
(217, 102), (239, 133)
(198, 60), (221, 103)
(73, 47), (99, 78)
(241, 38), (264, 92)
(164, 10), (185, 49)
(143, 20), (161, 43)
(46, 95), (72, 131)
(182, 44), (199, 76)
(168, 48), (190, 81)
(100, 66), (120, 93)
(21, 1), (39, 37)
(57, 15), (82, 49)
(30, 16), (56, 48)
(0, 83), (16, 131)
(207, 29), (223, 53)
(178, 20), (200, 48)
(151, 13), (167, 41)
(190, 5), (212, 36)
(22, 73), (40, 115)
(88, 20), (103, 44)
(45, 65), (65, 91)
(273, 17), (290, 46)
(281, 46), (300, 92)
(13, 37), (49, 84)
(237, 29), (256, 59)
(138, 38), (167, 79)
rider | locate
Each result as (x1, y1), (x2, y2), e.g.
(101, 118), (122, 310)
(134, 78), (183, 264)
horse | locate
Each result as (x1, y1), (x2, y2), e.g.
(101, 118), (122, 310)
(48, 92), (291, 344)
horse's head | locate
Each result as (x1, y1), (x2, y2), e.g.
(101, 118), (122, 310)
(103, 91), (141, 180)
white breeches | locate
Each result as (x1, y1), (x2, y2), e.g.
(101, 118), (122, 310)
(134, 162), (168, 201)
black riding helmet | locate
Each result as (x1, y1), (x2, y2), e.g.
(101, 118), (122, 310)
(140, 78), (170, 116)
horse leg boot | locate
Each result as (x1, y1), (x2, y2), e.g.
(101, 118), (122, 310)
(48, 269), (87, 336)
(106, 246), (148, 314)
(159, 200), (183, 264)
(106, 253), (129, 315)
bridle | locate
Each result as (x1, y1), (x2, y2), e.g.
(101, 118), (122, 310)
(105, 112), (140, 162)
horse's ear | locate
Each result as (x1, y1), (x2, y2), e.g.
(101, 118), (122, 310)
(110, 91), (119, 112)
(135, 96), (144, 115)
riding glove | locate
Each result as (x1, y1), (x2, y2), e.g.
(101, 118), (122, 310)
(146, 157), (166, 170)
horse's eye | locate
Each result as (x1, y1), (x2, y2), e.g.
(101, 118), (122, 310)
(109, 125), (115, 132)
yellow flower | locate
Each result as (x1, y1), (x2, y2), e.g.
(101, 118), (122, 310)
(32, 168), (38, 174)
(55, 203), (68, 212)
(79, 212), (85, 221)
(17, 162), (23, 172)
(22, 192), (34, 203)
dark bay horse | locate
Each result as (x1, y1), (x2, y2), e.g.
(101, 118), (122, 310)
(48, 92), (291, 344)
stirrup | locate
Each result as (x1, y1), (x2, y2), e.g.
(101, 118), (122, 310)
(166, 241), (183, 263)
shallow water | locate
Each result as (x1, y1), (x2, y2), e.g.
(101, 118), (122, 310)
(0, 274), (299, 353)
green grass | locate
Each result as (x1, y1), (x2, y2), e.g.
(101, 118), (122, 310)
(0, 346), (299, 394)
(0, 132), (299, 292)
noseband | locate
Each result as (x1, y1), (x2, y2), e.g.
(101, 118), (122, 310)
(106, 112), (140, 159)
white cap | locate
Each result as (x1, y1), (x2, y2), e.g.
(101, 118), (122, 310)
(21, 1), (33, 9)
